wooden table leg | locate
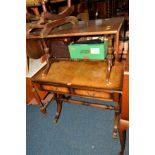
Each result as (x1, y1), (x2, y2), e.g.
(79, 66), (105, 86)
(53, 94), (63, 123)
(41, 92), (54, 111)
(106, 54), (113, 82)
(115, 31), (122, 61)
(113, 102), (120, 138)
(42, 57), (51, 76)
(32, 83), (46, 113)
(41, 39), (51, 76)
(118, 119), (129, 155)
(112, 93), (121, 138)
(106, 37), (114, 82)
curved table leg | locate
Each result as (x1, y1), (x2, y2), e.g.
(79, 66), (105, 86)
(118, 119), (129, 155)
(53, 94), (63, 123)
(113, 111), (119, 138)
(113, 100), (120, 138)
(32, 83), (47, 113)
(119, 129), (126, 155)
(112, 93), (121, 138)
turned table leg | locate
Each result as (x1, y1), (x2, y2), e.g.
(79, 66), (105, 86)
(42, 57), (51, 76)
(53, 94), (63, 123)
(106, 37), (114, 82)
(41, 39), (51, 76)
(114, 31), (122, 61)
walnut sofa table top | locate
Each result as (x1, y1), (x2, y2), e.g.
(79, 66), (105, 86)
(33, 60), (124, 93)
(32, 60), (124, 138)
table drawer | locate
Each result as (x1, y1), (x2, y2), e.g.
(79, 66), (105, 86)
(74, 89), (112, 100)
(41, 85), (69, 94)
(41, 85), (113, 100)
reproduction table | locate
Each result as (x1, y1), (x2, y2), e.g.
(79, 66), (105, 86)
(32, 60), (124, 138)
(28, 17), (125, 138)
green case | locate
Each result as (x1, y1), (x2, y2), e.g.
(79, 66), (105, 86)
(68, 42), (108, 60)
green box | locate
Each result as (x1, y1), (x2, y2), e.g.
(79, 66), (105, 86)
(68, 42), (108, 60)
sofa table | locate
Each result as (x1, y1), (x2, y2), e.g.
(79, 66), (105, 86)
(32, 60), (124, 138)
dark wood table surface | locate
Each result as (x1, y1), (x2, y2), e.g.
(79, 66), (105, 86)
(27, 17), (124, 39)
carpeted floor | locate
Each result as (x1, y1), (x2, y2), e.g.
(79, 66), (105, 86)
(26, 97), (129, 155)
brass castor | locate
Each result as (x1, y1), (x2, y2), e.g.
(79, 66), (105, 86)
(112, 128), (118, 139)
(118, 151), (123, 155)
(40, 107), (46, 113)
(53, 118), (58, 124)
(53, 112), (60, 124)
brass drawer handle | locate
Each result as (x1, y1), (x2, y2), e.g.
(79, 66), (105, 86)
(87, 91), (95, 97)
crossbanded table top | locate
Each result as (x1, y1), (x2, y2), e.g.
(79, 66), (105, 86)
(33, 60), (124, 91)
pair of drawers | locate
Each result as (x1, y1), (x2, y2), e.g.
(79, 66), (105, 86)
(41, 85), (112, 100)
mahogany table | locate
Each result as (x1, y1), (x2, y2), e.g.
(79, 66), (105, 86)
(32, 60), (124, 138)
